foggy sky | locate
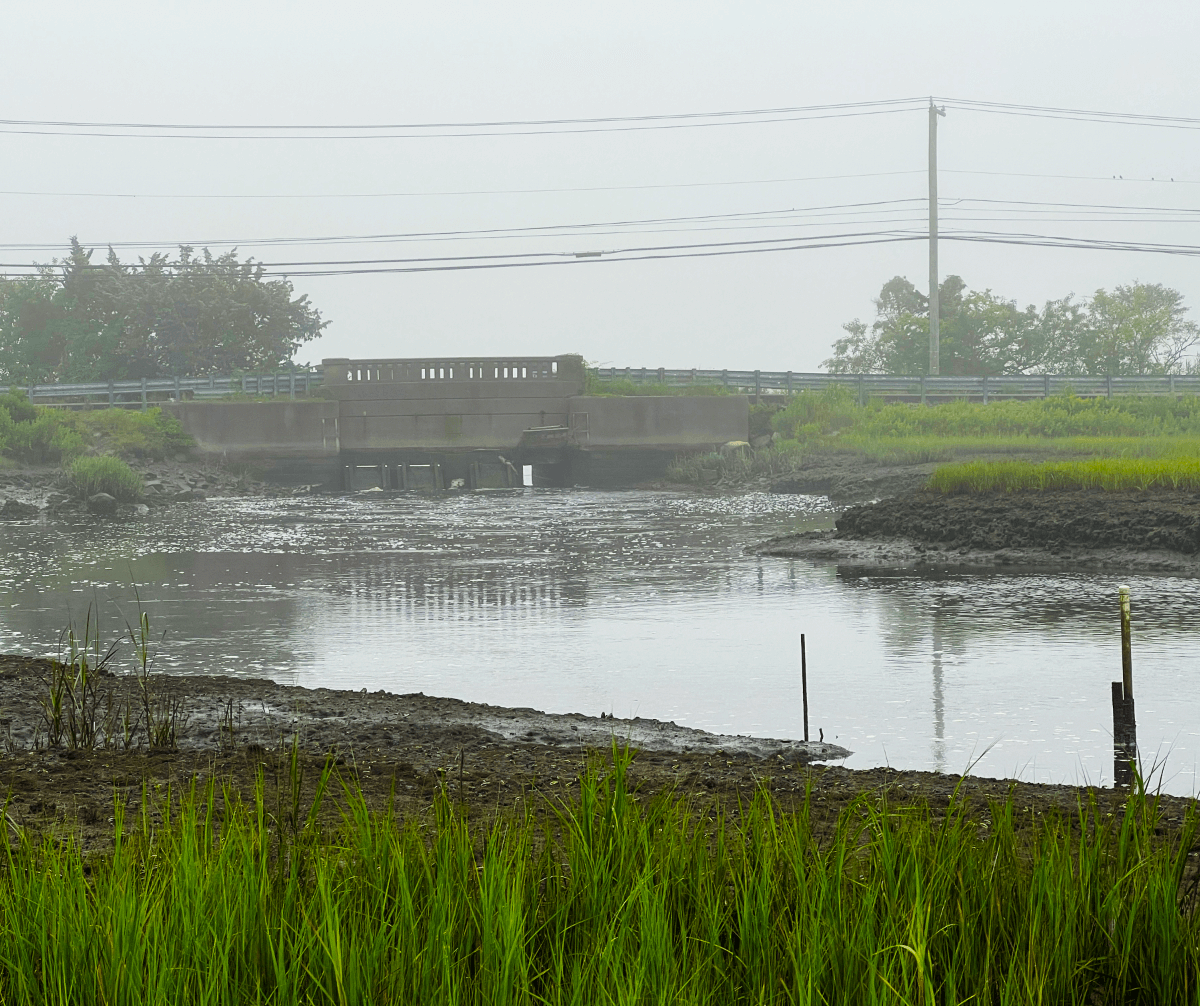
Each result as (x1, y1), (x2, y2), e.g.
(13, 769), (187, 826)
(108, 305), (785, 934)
(4, 1), (1199, 371)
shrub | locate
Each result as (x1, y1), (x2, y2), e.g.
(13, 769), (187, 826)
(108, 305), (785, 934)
(0, 390), (37, 424)
(72, 407), (193, 459)
(66, 456), (143, 501)
(0, 409), (87, 464)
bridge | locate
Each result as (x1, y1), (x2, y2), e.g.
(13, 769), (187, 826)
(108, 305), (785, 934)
(161, 355), (749, 488)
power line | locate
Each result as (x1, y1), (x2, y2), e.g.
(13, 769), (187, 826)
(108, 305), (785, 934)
(939, 97), (1200, 131)
(4, 95), (1200, 141)
(8, 226), (1200, 282)
(0, 98), (924, 132)
(0, 170), (928, 200)
(5, 194), (1197, 254)
(0, 199), (931, 251)
(0, 102), (928, 141)
(5, 170), (1199, 201)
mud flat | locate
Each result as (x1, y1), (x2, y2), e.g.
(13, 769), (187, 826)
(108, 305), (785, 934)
(4, 653), (1191, 853)
(752, 488), (1200, 571)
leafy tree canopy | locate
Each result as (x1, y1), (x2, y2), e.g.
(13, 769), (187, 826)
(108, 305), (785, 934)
(825, 275), (1200, 376)
(0, 239), (328, 383)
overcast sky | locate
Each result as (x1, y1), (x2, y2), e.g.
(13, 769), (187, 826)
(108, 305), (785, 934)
(4, 2), (1200, 371)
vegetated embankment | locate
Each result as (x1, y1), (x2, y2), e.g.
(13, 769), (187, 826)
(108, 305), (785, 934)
(668, 387), (1200, 499)
(753, 456), (1200, 570)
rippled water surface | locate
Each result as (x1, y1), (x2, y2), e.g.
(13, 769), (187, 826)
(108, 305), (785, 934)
(3, 490), (1198, 794)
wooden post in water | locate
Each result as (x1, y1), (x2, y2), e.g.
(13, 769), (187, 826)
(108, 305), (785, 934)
(1111, 585), (1137, 787)
(801, 633), (810, 743)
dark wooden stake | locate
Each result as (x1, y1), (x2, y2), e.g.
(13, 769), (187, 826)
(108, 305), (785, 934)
(1112, 585), (1137, 787)
(801, 633), (810, 743)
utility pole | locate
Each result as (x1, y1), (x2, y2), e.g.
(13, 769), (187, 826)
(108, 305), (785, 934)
(928, 98), (946, 376)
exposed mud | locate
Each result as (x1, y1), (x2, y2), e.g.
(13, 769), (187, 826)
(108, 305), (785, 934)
(753, 489), (1200, 571)
(2, 654), (1192, 853)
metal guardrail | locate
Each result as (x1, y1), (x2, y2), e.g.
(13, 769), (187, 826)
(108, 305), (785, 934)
(0, 371), (325, 407)
(5, 366), (1200, 407)
(592, 368), (1200, 402)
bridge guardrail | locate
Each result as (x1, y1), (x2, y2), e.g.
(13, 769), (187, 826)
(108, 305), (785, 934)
(591, 368), (1200, 402)
(0, 371), (324, 408)
(4, 366), (1200, 407)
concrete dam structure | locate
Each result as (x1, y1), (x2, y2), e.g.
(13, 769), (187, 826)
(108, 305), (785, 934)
(164, 355), (748, 488)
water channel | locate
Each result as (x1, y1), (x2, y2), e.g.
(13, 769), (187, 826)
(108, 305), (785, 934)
(2, 490), (1198, 795)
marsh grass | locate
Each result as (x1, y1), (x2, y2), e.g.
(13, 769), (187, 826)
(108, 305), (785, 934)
(0, 751), (1196, 1004)
(66, 455), (143, 501)
(928, 456), (1200, 493)
(666, 444), (803, 484)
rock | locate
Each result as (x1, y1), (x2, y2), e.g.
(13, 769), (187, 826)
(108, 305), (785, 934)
(86, 493), (119, 515)
(173, 489), (207, 502)
(750, 433), (773, 448)
(0, 498), (39, 519)
(133, 504), (150, 516)
(698, 469), (721, 485)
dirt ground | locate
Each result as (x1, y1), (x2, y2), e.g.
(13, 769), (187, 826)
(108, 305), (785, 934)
(1, 655), (1193, 852)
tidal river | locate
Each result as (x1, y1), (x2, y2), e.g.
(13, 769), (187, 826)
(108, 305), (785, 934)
(3, 490), (1198, 795)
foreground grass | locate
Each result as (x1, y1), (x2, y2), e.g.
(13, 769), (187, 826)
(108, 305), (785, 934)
(0, 753), (1196, 1005)
(928, 456), (1200, 493)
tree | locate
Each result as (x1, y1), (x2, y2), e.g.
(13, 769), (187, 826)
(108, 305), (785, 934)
(825, 276), (1200, 376)
(0, 239), (327, 383)
(1076, 283), (1198, 375)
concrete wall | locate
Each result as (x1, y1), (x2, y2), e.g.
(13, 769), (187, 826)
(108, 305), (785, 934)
(163, 400), (341, 456)
(323, 355), (584, 452)
(567, 395), (748, 449)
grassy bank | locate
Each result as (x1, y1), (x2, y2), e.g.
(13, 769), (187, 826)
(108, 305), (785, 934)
(0, 393), (191, 466)
(928, 456), (1200, 493)
(667, 388), (1200, 485)
(0, 753), (1196, 1004)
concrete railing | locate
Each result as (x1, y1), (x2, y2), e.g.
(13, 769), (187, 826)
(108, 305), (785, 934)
(592, 368), (1200, 402)
(322, 357), (570, 385)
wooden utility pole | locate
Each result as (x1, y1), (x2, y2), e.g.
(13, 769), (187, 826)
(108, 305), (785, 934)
(928, 99), (946, 376)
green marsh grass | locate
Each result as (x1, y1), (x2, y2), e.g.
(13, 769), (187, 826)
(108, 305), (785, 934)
(928, 456), (1200, 494)
(0, 752), (1197, 1004)
(65, 455), (143, 501)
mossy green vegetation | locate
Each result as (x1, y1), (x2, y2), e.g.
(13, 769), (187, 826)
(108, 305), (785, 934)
(65, 456), (144, 501)
(0, 400), (190, 465)
(928, 456), (1200, 494)
(0, 754), (1194, 1004)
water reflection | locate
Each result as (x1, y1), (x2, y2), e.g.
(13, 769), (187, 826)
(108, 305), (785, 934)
(0, 490), (1197, 794)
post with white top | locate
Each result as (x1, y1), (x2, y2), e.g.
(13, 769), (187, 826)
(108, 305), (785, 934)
(800, 633), (810, 744)
(1111, 585), (1137, 787)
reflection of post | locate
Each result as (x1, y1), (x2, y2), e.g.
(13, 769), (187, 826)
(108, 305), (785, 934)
(932, 612), (945, 773)
(1112, 585), (1137, 787)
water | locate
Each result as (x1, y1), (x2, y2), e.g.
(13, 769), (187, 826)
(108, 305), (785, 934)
(2, 490), (1198, 795)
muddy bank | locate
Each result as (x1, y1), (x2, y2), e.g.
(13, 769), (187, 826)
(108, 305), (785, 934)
(654, 454), (940, 500)
(0, 655), (849, 764)
(753, 489), (1200, 571)
(3, 654), (1192, 853)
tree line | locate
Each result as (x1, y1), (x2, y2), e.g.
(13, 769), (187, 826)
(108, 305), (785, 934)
(0, 239), (327, 384)
(825, 275), (1200, 376)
